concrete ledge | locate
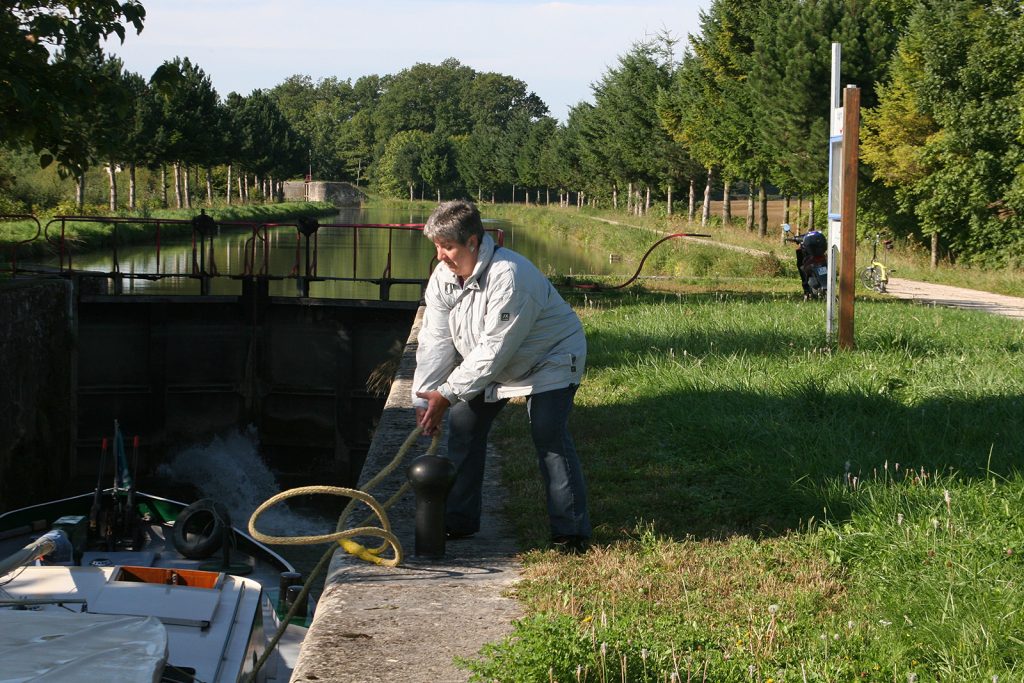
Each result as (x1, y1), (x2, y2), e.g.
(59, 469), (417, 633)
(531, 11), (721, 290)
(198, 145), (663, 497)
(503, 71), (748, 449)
(292, 307), (521, 682)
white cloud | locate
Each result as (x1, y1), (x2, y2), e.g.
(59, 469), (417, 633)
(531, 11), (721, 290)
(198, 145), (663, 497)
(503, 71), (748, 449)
(107, 0), (705, 121)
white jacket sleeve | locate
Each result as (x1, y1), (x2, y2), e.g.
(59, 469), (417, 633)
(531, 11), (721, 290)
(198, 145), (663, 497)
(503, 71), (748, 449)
(437, 267), (541, 403)
(411, 274), (458, 409)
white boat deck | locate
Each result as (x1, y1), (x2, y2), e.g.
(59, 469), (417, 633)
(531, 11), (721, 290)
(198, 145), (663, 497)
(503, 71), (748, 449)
(0, 494), (307, 682)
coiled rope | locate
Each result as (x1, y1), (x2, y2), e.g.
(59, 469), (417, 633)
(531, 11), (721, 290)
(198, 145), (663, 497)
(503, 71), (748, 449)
(242, 425), (441, 682)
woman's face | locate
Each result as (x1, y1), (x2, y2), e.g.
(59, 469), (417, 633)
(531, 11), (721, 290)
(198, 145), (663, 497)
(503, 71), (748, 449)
(433, 235), (479, 278)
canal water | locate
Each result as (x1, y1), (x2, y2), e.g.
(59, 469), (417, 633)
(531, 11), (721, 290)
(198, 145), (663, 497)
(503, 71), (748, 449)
(63, 204), (632, 298)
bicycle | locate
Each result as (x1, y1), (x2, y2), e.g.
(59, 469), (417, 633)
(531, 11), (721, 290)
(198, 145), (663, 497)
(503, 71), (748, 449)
(860, 233), (894, 293)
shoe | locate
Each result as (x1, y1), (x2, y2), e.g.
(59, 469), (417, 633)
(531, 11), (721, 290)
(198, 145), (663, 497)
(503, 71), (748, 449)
(445, 529), (476, 540)
(551, 535), (589, 554)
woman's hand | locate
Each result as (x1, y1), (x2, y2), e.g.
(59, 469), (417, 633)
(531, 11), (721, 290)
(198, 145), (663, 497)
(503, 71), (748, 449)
(415, 390), (451, 436)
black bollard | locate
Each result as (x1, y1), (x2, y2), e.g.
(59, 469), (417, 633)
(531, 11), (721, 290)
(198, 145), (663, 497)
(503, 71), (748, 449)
(407, 454), (457, 558)
(285, 584), (308, 623)
(278, 571), (302, 612)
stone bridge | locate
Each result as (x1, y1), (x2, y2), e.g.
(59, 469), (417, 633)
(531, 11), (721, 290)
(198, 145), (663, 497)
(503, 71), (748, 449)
(283, 180), (365, 207)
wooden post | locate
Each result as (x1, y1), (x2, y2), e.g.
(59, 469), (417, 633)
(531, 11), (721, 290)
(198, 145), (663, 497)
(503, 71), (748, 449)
(838, 86), (860, 350)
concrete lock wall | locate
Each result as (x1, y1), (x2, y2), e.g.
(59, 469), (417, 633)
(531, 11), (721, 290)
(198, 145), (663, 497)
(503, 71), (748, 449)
(0, 279), (76, 511)
(283, 181), (365, 207)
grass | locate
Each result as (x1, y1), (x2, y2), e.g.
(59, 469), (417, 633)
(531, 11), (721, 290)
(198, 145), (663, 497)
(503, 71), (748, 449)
(454, 211), (1024, 681)
(476, 200), (1024, 298)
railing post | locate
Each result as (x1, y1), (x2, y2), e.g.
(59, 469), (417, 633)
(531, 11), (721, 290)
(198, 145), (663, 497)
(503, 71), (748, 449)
(192, 210), (217, 297)
(296, 216), (320, 299)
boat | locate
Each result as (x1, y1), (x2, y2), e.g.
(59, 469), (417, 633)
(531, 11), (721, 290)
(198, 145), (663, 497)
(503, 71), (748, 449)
(0, 425), (307, 682)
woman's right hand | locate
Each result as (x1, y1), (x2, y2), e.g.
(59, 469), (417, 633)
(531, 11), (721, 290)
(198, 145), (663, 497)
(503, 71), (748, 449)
(415, 391), (451, 436)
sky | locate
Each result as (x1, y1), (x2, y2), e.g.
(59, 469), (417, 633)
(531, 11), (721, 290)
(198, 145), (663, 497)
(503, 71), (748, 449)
(105, 0), (708, 123)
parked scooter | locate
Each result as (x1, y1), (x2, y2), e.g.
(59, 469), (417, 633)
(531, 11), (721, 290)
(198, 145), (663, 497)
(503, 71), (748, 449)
(782, 223), (829, 300)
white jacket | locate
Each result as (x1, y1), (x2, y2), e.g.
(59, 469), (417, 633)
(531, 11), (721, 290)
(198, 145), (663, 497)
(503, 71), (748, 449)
(412, 233), (586, 406)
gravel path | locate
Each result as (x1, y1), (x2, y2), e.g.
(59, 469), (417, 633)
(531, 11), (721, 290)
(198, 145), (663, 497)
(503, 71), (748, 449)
(884, 277), (1024, 319)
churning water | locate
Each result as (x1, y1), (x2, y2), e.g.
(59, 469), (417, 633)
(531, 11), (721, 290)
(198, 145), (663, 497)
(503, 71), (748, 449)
(156, 426), (326, 538)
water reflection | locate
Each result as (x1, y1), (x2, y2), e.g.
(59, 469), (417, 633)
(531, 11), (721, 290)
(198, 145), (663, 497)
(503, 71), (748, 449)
(58, 204), (630, 298)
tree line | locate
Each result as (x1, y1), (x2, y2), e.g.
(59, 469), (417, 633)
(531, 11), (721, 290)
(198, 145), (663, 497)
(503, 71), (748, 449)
(2, 0), (1023, 266)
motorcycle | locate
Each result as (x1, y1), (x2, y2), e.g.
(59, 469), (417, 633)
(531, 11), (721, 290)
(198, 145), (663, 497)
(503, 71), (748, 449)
(782, 223), (829, 300)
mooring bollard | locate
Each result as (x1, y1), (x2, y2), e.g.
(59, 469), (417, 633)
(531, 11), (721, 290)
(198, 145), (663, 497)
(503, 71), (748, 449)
(407, 454), (456, 558)
(278, 571), (302, 612)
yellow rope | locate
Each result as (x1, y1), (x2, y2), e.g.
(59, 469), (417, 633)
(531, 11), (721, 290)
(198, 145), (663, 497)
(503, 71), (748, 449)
(241, 426), (440, 683)
(247, 426), (441, 567)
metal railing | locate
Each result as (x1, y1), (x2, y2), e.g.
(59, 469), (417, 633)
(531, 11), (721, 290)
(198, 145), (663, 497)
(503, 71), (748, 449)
(3, 213), (505, 300)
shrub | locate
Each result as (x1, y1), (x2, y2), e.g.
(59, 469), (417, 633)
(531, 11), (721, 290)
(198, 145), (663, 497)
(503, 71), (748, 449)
(753, 252), (785, 277)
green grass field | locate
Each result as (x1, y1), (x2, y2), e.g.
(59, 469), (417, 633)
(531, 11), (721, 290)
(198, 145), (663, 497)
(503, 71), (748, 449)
(453, 206), (1024, 682)
(469, 291), (1023, 682)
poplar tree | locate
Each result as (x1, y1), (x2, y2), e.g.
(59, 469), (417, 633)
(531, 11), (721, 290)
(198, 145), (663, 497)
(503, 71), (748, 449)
(583, 36), (686, 209)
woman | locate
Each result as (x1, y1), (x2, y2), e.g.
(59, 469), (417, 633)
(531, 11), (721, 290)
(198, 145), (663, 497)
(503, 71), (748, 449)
(412, 200), (590, 552)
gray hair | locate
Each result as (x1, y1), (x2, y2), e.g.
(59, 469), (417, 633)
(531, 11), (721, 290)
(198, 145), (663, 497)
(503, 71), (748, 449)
(423, 200), (484, 244)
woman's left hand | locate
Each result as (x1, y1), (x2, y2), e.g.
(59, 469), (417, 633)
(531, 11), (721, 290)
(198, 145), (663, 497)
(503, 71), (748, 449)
(415, 390), (451, 436)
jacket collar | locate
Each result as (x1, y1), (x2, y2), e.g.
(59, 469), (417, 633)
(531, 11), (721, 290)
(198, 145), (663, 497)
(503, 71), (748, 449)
(459, 233), (497, 290)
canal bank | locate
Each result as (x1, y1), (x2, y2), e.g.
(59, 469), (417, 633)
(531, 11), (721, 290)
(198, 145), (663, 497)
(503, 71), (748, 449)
(291, 308), (523, 682)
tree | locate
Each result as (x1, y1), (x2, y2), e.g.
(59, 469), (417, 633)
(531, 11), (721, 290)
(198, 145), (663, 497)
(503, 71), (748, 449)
(376, 130), (429, 199)
(418, 132), (455, 201)
(582, 36), (688, 211)
(658, 52), (722, 225)
(231, 89), (304, 199)
(44, 49), (133, 207)
(1, 1), (145, 174)
(515, 116), (558, 201)
(687, 0), (776, 231)
(559, 104), (606, 205)
(151, 57), (222, 208)
(749, 0), (898, 202)
(372, 59), (475, 144)
(877, 0), (1024, 265)
(120, 70), (158, 209)
(465, 71), (548, 129)
(91, 57), (140, 210)
(338, 75), (384, 185)
(270, 75), (362, 180)
(455, 125), (503, 201)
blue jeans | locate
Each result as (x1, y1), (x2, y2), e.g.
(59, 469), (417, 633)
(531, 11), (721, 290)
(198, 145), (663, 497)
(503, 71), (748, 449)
(444, 385), (591, 539)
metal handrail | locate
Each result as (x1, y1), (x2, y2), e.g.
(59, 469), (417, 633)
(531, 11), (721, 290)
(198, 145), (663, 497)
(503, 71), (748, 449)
(4, 214), (506, 300)
(1, 214), (42, 276)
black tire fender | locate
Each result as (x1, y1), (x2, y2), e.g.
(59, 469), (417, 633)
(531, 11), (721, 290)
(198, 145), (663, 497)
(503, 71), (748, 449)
(172, 498), (231, 559)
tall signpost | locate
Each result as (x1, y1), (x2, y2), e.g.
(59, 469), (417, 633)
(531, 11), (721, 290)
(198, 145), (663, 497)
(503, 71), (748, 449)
(826, 43), (859, 349)
(839, 86), (860, 349)
(826, 44), (843, 339)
